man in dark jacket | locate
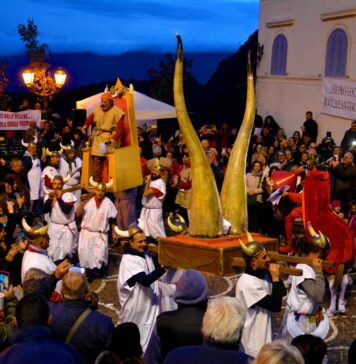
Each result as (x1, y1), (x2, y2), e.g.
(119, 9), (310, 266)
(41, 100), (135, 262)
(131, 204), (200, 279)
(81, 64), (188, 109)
(341, 120), (356, 153)
(0, 294), (85, 364)
(145, 269), (208, 363)
(49, 270), (113, 363)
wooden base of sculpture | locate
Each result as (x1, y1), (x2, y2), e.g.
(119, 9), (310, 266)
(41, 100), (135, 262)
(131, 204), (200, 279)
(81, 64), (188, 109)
(157, 233), (277, 276)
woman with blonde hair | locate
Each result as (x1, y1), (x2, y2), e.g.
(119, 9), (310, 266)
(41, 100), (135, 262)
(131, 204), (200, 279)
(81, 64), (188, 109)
(253, 339), (304, 364)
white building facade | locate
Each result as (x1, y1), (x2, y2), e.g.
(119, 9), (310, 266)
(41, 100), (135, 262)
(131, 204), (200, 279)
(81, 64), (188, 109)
(257, 0), (356, 144)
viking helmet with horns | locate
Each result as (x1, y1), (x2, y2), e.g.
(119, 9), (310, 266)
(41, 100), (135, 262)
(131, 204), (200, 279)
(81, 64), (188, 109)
(239, 230), (266, 258)
(307, 221), (330, 250)
(22, 217), (49, 240)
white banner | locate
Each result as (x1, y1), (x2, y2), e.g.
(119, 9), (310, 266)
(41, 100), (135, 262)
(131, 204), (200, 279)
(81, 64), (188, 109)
(321, 78), (356, 119)
(0, 110), (41, 130)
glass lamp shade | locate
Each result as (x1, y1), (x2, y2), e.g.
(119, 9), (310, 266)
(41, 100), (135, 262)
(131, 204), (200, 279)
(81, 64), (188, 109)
(54, 67), (67, 87)
(22, 69), (35, 86)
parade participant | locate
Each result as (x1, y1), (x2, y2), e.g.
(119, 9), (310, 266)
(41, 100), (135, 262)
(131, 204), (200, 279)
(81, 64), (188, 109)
(59, 142), (82, 208)
(235, 237), (286, 357)
(140, 165), (166, 240)
(117, 227), (165, 352)
(22, 140), (42, 213)
(171, 153), (192, 223)
(77, 181), (117, 280)
(82, 92), (125, 182)
(279, 222), (329, 339)
(42, 175), (78, 263)
(41, 150), (63, 200)
(21, 218), (55, 282)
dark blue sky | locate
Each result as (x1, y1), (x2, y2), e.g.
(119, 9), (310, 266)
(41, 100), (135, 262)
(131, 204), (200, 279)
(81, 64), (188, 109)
(0, 0), (259, 56)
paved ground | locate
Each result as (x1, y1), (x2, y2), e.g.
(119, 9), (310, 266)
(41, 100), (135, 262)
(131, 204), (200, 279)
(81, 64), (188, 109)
(90, 248), (356, 364)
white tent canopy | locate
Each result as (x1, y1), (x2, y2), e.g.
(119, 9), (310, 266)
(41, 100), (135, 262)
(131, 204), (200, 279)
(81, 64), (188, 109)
(76, 91), (177, 127)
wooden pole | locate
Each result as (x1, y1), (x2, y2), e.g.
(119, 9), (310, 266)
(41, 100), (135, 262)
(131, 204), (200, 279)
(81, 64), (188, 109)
(232, 257), (303, 276)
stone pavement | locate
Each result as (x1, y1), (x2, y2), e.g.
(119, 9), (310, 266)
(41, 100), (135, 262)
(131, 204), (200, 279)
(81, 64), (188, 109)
(90, 249), (356, 364)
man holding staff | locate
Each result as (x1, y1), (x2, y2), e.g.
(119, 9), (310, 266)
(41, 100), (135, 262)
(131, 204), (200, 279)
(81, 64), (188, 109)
(235, 235), (287, 357)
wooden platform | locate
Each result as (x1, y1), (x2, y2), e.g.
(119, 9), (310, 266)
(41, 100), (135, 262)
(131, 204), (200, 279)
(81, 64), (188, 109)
(157, 233), (277, 276)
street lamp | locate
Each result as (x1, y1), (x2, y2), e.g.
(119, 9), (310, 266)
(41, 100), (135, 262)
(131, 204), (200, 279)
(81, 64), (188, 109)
(21, 66), (67, 99)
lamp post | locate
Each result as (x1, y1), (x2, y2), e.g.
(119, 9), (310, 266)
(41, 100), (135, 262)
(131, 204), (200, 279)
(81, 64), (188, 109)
(22, 65), (67, 100)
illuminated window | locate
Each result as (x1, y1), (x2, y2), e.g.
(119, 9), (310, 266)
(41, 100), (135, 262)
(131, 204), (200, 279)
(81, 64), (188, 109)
(271, 34), (287, 75)
(325, 28), (347, 77)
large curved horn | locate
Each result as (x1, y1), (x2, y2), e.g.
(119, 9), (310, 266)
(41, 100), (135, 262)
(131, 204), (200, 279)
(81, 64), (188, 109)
(89, 176), (98, 188)
(307, 221), (317, 237)
(245, 230), (254, 243)
(22, 217), (32, 232)
(105, 178), (114, 189)
(220, 52), (256, 234)
(167, 215), (186, 233)
(318, 230), (327, 249)
(114, 226), (129, 238)
(46, 148), (53, 157)
(239, 239), (255, 257)
(137, 218), (145, 231)
(32, 136), (38, 145)
(62, 174), (71, 183)
(58, 148), (63, 155)
(70, 140), (75, 147)
(35, 225), (49, 235)
(21, 139), (29, 148)
(47, 172), (55, 182)
(174, 34), (223, 237)
(60, 142), (71, 151)
(22, 217), (49, 236)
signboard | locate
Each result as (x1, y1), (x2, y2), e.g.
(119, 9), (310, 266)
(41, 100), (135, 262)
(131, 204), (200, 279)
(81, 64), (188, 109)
(0, 110), (41, 130)
(321, 78), (356, 119)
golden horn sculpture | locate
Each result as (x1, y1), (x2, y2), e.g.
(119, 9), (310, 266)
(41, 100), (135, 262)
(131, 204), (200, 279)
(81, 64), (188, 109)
(220, 52), (255, 234)
(174, 34), (223, 237)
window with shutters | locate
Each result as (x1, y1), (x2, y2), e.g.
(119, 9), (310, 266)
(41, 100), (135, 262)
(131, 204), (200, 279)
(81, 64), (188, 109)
(271, 34), (287, 75)
(325, 28), (348, 77)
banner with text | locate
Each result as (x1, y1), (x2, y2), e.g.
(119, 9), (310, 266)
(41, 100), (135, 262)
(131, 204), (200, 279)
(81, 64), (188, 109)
(0, 110), (41, 130)
(322, 78), (356, 119)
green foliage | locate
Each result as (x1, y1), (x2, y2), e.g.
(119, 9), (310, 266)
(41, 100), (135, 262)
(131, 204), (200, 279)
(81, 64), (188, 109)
(18, 19), (50, 68)
(147, 53), (194, 105)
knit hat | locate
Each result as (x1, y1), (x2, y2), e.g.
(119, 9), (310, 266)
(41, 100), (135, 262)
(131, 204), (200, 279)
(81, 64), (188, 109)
(331, 200), (341, 209)
(174, 269), (208, 305)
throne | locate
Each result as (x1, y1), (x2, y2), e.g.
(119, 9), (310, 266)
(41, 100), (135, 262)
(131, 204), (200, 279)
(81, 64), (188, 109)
(80, 79), (143, 192)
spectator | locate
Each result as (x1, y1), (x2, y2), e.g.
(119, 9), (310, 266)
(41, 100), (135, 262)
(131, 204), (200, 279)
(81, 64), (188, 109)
(253, 339), (304, 364)
(341, 120), (356, 153)
(96, 322), (143, 364)
(330, 152), (356, 207)
(163, 297), (252, 364)
(302, 111), (318, 143)
(49, 270), (113, 363)
(0, 294), (85, 364)
(145, 269), (208, 363)
(349, 339), (356, 364)
(262, 115), (280, 137)
(292, 334), (327, 364)
(292, 130), (302, 146)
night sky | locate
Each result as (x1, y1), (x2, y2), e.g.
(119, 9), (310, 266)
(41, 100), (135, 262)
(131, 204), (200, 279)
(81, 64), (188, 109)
(0, 0), (259, 56)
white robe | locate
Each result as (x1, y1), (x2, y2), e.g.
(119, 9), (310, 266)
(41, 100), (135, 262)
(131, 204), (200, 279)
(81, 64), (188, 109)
(140, 178), (166, 239)
(118, 253), (160, 352)
(47, 192), (78, 261)
(24, 151), (42, 200)
(78, 197), (117, 269)
(21, 248), (56, 283)
(282, 264), (329, 339)
(60, 157), (82, 208)
(235, 273), (273, 358)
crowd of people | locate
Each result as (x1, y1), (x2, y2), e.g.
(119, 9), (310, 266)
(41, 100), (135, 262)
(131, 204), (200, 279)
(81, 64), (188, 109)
(0, 96), (355, 363)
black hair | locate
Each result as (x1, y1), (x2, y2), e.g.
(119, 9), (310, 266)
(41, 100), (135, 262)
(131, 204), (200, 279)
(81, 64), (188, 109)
(292, 334), (327, 364)
(110, 322), (142, 360)
(16, 294), (49, 328)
